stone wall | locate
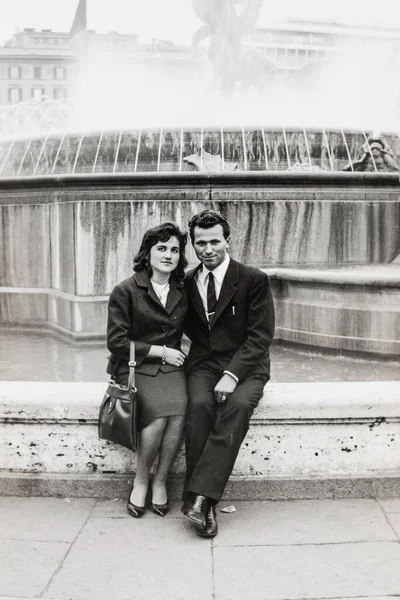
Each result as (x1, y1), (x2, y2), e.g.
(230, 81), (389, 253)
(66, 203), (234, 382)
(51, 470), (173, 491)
(1, 172), (400, 352)
(1, 381), (399, 499)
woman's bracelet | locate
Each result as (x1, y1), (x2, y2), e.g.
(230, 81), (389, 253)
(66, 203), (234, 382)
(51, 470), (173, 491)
(161, 345), (166, 365)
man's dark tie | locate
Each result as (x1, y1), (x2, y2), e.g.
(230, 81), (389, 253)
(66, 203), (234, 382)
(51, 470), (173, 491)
(207, 272), (217, 325)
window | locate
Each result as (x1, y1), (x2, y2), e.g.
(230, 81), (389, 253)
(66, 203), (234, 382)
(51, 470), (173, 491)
(276, 48), (287, 68)
(54, 67), (66, 80)
(8, 66), (21, 79)
(53, 87), (68, 100)
(34, 66), (42, 79)
(8, 88), (22, 103)
(297, 49), (307, 69)
(287, 49), (297, 68)
(31, 87), (45, 102)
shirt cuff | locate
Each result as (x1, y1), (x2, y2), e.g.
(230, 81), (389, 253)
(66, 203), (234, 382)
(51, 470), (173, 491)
(223, 370), (239, 383)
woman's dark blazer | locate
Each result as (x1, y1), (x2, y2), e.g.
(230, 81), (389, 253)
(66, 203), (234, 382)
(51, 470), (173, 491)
(106, 270), (188, 378)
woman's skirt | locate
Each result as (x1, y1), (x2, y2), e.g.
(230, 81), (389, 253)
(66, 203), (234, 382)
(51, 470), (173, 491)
(116, 369), (188, 431)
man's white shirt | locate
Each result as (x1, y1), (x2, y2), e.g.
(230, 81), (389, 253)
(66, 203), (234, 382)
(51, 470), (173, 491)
(195, 253), (230, 315)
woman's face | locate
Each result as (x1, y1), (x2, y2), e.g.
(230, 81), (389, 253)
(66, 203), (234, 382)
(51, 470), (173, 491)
(149, 236), (180, 277)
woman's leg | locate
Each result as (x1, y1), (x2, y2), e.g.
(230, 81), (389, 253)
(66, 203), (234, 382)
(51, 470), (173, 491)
(130, 417), (167, 506)
(152, 415), (185, 504)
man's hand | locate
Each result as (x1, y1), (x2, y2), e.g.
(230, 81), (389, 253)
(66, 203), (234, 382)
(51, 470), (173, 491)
(214, 374), (237, 403)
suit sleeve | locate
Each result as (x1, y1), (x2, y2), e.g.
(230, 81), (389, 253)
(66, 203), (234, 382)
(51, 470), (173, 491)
(224, 272), (275, 381)
(107, 283), (151, 366)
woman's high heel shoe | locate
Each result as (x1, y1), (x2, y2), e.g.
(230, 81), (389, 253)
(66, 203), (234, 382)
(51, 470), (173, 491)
(151, 483), (170, 516)
(151, 500), (170, 517)
(127, 501), (146, 518)
(127, 485), (146, 518)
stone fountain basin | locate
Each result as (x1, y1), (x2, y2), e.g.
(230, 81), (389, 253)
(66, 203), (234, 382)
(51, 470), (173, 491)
(1, 171), (399, 355)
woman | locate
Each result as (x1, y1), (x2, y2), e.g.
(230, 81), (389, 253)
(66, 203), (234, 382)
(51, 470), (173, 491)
(107, 222), (188, 518)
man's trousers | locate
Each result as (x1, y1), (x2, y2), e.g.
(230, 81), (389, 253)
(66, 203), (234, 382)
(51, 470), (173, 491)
(184, 362), (267, 503)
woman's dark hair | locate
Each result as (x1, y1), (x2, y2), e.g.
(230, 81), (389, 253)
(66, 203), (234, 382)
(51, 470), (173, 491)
(133, 222), (188, 280)
(188, 210), (230, 243)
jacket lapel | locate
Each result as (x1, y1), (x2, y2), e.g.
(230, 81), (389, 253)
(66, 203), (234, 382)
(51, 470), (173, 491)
(134, 270), (182, 313)
(186, 264), (208, 325)
(209, 258), (240, 329)
(165, 275), (184, 315)
(134, 270), (158, 305)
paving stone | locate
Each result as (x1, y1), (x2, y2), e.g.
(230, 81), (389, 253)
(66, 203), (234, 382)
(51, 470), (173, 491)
(45, 517), (212, 600)
(0, 539), (69, 597)
(380, 498), (400, 513)
(386, 513), (400, 537)
(0, 497), (95, 542)
(214, 499), (396, 546)
(213, 542), (400, 600)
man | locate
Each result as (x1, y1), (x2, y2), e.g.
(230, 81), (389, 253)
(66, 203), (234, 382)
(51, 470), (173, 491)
(182, 209), (275, 538)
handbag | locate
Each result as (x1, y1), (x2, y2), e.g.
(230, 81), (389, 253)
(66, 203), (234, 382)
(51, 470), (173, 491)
(98, 341), (139, 451)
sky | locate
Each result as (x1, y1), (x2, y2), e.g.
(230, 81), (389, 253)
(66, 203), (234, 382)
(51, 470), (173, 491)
(1, 0), (400, 46)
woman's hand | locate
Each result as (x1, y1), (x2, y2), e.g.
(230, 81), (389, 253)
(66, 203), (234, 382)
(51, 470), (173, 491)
(164, 348), (186, 367)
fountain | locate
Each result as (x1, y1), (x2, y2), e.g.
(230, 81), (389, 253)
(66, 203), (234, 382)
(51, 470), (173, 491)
(0, 0), (399, 500)
(1, 114), (399, 355)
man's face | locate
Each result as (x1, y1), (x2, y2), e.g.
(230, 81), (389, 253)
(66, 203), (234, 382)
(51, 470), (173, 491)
(192, 224), (229, 271)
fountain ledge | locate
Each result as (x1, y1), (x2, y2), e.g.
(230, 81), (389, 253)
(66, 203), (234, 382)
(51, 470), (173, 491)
(1, 381), (399, 500)
(0, 171), (399, 199)
(267, 265), (400, 287)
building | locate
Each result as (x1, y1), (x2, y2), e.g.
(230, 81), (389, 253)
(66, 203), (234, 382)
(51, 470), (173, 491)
(1, 14), (400, 111)
(0, 27), (198, 107)
(244, 19), (400, 73)
(0, 29), (75, 105)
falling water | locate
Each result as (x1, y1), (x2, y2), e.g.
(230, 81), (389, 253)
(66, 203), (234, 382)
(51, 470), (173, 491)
(2, 125), (400, 176)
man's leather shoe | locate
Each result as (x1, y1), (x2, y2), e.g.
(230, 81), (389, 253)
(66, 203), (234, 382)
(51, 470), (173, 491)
(180, 498), (192, 516)
(184, 494), (207, 528)
(194, 505), (218, 538)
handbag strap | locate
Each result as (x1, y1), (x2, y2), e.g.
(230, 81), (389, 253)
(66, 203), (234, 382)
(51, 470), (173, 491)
(128, 340), (136, 391)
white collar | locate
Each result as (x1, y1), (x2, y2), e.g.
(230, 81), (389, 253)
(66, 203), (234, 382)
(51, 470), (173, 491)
(198, 254), (230, 286)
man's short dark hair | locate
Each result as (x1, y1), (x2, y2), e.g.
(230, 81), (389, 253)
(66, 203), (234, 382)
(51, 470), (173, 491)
(188, 210), (230, 243)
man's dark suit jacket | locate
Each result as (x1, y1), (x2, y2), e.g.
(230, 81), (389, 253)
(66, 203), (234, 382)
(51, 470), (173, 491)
(184, 258), (275, 382)
(107, 270), (188, 378)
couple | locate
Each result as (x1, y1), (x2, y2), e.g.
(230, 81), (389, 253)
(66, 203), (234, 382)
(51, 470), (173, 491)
(106, 210), (275, 538)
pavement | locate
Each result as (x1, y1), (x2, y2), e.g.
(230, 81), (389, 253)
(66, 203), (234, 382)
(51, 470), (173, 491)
(1, 496), (400, 600)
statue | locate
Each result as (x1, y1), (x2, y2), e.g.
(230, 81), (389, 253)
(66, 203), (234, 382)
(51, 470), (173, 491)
(342, 136), (399, 173)
(191, 0), (264, 97)
(183, 149), (237, 171)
